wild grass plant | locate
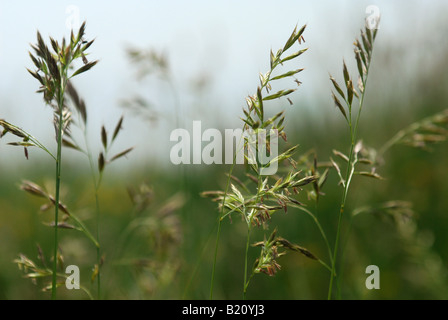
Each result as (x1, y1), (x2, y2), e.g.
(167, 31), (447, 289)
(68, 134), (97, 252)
(0, 22), (98, 299)
(0, 23), (133, 299)
(1, 13), (448, 300)
(202, 24), (329, 299)
(204, 15), (448, 299)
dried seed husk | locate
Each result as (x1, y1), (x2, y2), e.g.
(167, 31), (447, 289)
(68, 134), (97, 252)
(48, 196), (70, 215)
(62, 138), (80, 151)
(333, 149), (349, 162)
(318, 168), (330, 189)
(358, 171), (384, 180)
(361, 31), (371, 58)
(20, 180), (48, 198)
(283, 25), (298, 52)
(77, 21), (86, 42)
(366, 27), (373, 46)
(71, 60), (98, 78)
(110, 147), (134, 162)
(276, 237), (318, 260)
(292, 175), (318, 187)
(332, 92), (347, 120)
(270, 68), (304, 81)
(347, 79), (354, 105)
(98, 152), (105, 172)
(330, 75), (345, 99)
(50, 37), (59, 55)
(112, 116), (124, 142)
(294, 25), (307, 46)
(270, 49), (275, 69)
(29, 52), (41, 69)
(91, 264), (99, 283)
(0, 120), (26, 138)
(7, 141), (35, 147)
(82, 39), (95, 52)
(45, 221), (76, 229)
(330, 157), (345, 187)
(101, 126), (107, 149)
(257, 86), (264, 121)
(355, 49), (364, 79)
(354, 40), (368, 67)
(342, 60), (350, 85)
(357, 76), (364, 93)
(281, 48), (308, 63)
(263, 89), (296, 101)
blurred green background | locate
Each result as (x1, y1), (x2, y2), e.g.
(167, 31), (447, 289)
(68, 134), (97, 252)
(1, 1), (448, 299)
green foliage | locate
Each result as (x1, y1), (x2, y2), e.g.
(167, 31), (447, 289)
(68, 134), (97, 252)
(1, 13), (448, 301)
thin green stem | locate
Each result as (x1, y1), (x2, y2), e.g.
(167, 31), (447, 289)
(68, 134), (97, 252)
(95, 171), (104, 299)
(70, 213), (100, 248)
(328, 192), (347, 299)
(51, 72), (68, 300)
(94, 188), (101, 299)
(244, 271), (255, 296)
(318, 259), (333, 273)
(336, 213), (355, 299)
(0, 121), (56, 160)
(84, 128), (104, 299)
(209, 216), (222, 299)
(243, 226), (252, 300)
(242, 174), (264, 298)
(51, 113), (62, 300)
(53, 272), (94, 300)
(29, 136), (56, 161)
(328, 100), (358, 300)
(210, 124), (248, 299)
(209, 34), (305, 299)
(183, 223), (217, 299)
(210, 161), (236, 300)
(328, 58), (373, 300)
(295, 206), (333, 266)
(378, 131), (406, 158)
(378, 108), (448, 158)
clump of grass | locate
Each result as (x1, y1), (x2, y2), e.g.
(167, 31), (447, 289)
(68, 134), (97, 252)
(14, 248), (94, 299)
(112, 183), (185, 298)
(326, 22), (380, 299)
(64, 80), (133, 299)
(204, 24), (334, 299)
(122, 47), (178, 126)
(0, 22), (98, 299)
(0, 22), (133, 300)
(203, 15), (388, 299)
(378, 108), (448, 156)
(327, 21), (448, 299)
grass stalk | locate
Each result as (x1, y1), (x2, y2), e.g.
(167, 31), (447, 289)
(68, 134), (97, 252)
(51, 65), (68, 299)
(295, 206), (333, 266)
(206, 24), (316, 299)
(84, 129), (107, 299)
(209, 161), (236, 300)
(243, 226), (252, 300)
(94, 172), (104, 299)
(51, 111), (63, 300)
(328, 40), (375, 299)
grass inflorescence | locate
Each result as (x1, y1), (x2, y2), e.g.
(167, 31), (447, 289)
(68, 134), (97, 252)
(0, 22), (134, 300)
(1, 11), (448, 300)
(204, 14), (444, 299)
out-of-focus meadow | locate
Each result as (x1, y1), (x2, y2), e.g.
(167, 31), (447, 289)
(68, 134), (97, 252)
(1, 1), (448, 299)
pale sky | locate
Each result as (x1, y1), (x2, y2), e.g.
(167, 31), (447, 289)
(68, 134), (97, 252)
(1, 1), (447, 169)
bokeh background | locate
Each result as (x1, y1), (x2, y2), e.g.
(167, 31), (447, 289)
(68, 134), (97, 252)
(1, 0), (447, 299)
